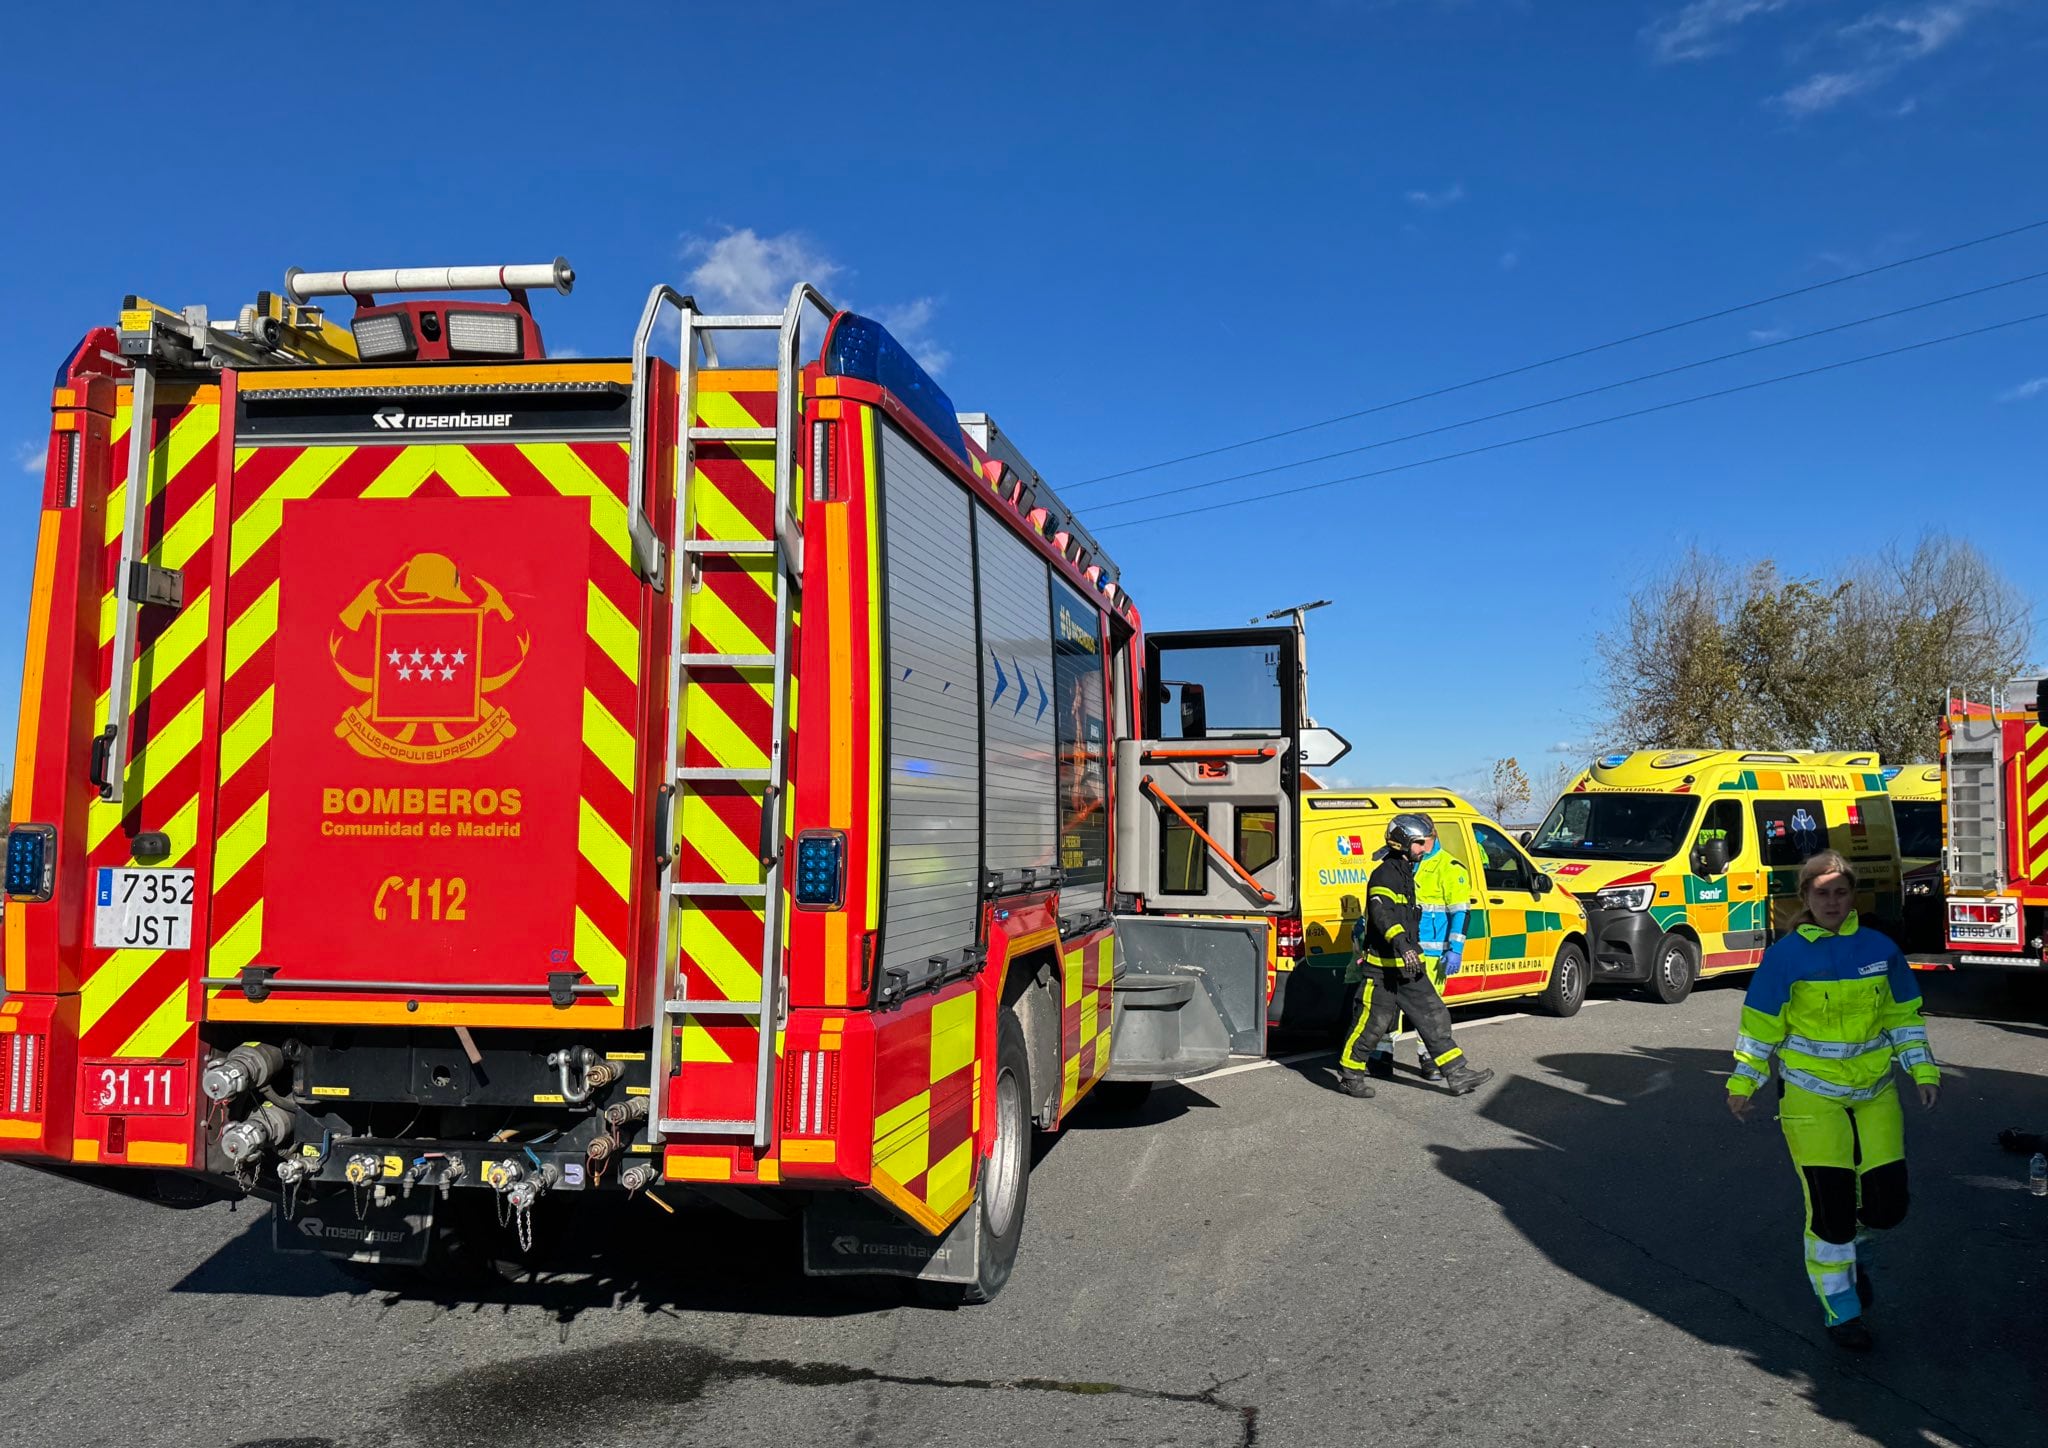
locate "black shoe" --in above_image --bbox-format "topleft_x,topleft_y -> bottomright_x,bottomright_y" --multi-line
1337,1070 -> 1377,1098
1439,1060 -> 1495,1096
1827,1320 -> 1874,1352
1365,1057 -> 1395,1081
1856,1269 -> 1875,1312
1418,1059 -> 1444,1083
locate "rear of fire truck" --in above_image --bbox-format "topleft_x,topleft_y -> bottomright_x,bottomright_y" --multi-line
1,260 -> 1299,1299
1926,678 -> 2048,970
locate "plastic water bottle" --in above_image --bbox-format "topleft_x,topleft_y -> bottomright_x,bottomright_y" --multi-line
2031,1153 -> 2048,1197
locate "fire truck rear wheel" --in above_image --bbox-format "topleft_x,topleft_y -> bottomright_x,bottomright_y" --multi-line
925,1007 -> 1031,1306
1645,933 -> 1698,1005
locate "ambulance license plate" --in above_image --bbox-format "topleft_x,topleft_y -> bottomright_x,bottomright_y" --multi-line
93,867 -> 196,950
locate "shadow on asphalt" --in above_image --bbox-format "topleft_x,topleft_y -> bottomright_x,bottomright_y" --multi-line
1429,1004 -> 2048,1448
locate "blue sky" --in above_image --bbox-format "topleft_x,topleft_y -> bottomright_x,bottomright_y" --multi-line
3,0 -> 2045,810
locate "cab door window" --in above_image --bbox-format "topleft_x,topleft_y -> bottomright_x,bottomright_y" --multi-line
1754,798 -> 1827,867
1696,799 -> 1745,865
1473,822 -> 1536,894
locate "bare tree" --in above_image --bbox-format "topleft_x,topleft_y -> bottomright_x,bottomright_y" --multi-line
1483,756 -> 1533,823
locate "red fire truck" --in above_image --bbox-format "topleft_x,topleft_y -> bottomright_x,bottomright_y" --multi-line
1916,679 -> 2048,971
0,262 -> 1301,1299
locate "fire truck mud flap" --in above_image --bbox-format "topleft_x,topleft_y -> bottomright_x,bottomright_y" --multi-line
802,1191 -> 982,1284
1105,916 -> 1267,1080
273,1184 -> 435,1266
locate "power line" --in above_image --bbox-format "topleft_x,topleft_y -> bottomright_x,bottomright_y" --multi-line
1067,216 -> 2048,490
1093,309 -> 2048,533
1086,267 -> 2048,514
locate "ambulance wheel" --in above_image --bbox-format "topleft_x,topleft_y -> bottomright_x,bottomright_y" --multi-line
922,1008 -> 1031,1306
1539,942 -> 1587,1018
1646,934 -> 1698,1005
1091,1079 -> 1155,1111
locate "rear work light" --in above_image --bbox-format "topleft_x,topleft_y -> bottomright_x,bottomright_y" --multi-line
350,310 -> 415,360
4,825 -> 55,901
446,309 -> 524,356
793,830 -> 847,910
1276,914 -> 1303,961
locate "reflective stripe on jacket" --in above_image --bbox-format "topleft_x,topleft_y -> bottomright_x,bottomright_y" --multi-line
1728,913 -> 1939,1099
1413,840 -> 1470,957
1359,850 -> 1421,970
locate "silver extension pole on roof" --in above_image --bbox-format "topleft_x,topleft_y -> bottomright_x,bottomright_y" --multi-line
283,260 -> 575,302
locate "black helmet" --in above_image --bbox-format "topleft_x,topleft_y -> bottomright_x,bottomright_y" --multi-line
1387,812 -> 1435,848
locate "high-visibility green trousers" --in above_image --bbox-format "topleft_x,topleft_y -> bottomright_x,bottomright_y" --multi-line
1779,1079 -> 1909,1327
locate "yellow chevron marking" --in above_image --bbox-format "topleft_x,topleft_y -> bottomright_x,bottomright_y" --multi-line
678,907 -> 764,1000
874,1087 -> 932,1146
691,471 -> 769,545
687,585 -> 773,702
224,581 -> 280,684
573,906 -> 626,989
925,1137 -> 974,1218
682,686 -> 769,770
98,491 -> 218,646
359,445 -> 439,499
213,793 -> 270,894
104,401 -> 220,545
87,694 -> 208,851
679,1019 -> 735,1064
930,991 -> 977,1081
209,901 -> 265,980
219,688 -> 274,789
694,392 -> 776,490
577,798 -> 631,903
582,690 -> 636,792
2029,743 -> 2048,782
586,581 -> 639,685
235,447 -> 256,467
2030,776 -> 2048,814
429,445 -> 511,498
116,984 -> 193,1060
230,446 -> 353,572
2029,814 -> 2048,849
680,788 -> 763,887
517,444 -> 627,565
96,584 -> 212,710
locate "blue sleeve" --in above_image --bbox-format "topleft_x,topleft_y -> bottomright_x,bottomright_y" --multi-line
1885,945 -> 1922,1005
1744,939 -> 1799,1018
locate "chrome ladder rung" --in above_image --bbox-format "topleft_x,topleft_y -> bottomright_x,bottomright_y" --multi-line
674,766 -> 772,782
658,1118 -> 757,1136
682,539 -> 776,554
689,425 -> 776,442
670,881 -> 767,898
664,998 -> 764,1017
678,652 -> 774,669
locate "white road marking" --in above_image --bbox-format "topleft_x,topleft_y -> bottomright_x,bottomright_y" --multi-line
1181,1000 -> 1611,1084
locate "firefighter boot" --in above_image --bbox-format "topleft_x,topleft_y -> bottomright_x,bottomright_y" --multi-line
1439,1059 -> 1495,1096
1337,1069 -> 1377,1099
1417,1044 -> 1444,1083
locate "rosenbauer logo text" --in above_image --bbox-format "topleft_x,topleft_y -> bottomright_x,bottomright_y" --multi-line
372,406 -> 514,431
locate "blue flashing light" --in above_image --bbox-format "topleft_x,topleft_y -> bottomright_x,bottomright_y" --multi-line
822,314 -> 969,464
794,830 -> 847,911
5,825 -> 54,901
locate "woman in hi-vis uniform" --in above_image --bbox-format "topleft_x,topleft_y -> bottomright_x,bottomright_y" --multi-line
1726,849 -> 1941,1351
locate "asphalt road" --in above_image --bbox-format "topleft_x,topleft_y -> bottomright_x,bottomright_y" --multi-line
5,973 -> 2047,1448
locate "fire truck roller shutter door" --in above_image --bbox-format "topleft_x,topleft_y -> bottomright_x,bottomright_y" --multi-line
975,509 -> 1056,880
878,420 -> 983,991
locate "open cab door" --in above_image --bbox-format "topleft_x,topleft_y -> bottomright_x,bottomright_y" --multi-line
1108,627 -> 1300,1079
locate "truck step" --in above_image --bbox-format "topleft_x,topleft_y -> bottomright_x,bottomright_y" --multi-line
670,881 -> 767,898
657,1117 -> 757,1136
663,998 -> 764,1016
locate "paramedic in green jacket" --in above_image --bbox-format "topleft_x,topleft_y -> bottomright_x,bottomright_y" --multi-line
1364,827 -> 1471,1082
1726,849 -> 1940,1353
1337,813 -> 1494,1100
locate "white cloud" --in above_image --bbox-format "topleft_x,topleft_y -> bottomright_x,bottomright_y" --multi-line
1749,326 -> 1788,343
1643,0 -> 1798,64
1545,740 -> 1581,754
1499,249 -> 1521,271
1773,2 -> 1988,116
679,227 -> 949,376
16,441 -> 43,476
1404,182 -> 1466,210
1999,377 -> 2048,403
550,345 -> 584,359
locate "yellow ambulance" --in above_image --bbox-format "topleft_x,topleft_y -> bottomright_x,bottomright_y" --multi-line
1285,789 -> 1592,1035
1526,751 -> 1903,1003
1884,763 -> 1943,949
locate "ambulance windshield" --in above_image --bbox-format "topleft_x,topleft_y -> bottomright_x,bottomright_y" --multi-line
1529,793 -> 1699,863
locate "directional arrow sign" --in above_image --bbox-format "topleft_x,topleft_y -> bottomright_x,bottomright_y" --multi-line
1298,726 -> 1351,770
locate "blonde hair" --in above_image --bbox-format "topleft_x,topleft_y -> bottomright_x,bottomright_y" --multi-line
1791,849 -> 1857,927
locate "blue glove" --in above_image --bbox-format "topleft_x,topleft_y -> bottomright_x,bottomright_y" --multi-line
1441,948 -> 1463,977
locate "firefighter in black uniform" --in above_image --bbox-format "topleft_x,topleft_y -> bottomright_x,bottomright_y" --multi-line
1337,813 -> 1497,1100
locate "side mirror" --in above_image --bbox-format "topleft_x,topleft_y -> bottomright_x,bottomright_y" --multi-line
1178,682 -> 1207,739
1533,872 -> 1553,896
1696,838 -> 1731,876
1517,830 -> 1533,849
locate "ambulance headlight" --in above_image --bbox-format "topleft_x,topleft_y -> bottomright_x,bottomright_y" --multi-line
4,825 -> 55,901
793,830 -> 846,910
350,310 -> 416,360
1597,884 -> 1655,913
445,310 -> 524,357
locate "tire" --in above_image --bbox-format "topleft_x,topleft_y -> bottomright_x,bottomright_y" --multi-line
1645,933 -> 1699,1005
1539,941 -> 1588,1018
926,1007 -> 1032,1306
1089,1079 -> 1155,1112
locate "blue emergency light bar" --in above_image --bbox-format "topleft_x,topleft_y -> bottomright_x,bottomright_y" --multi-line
823,314 -> 968,464
793,830 -> 847,911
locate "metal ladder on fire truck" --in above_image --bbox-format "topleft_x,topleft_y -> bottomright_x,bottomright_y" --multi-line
631,282 -> 836,1150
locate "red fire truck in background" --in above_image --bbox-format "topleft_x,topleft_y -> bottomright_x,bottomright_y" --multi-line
0,261 -> 1302,1299
1918,679 -> 2048,971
